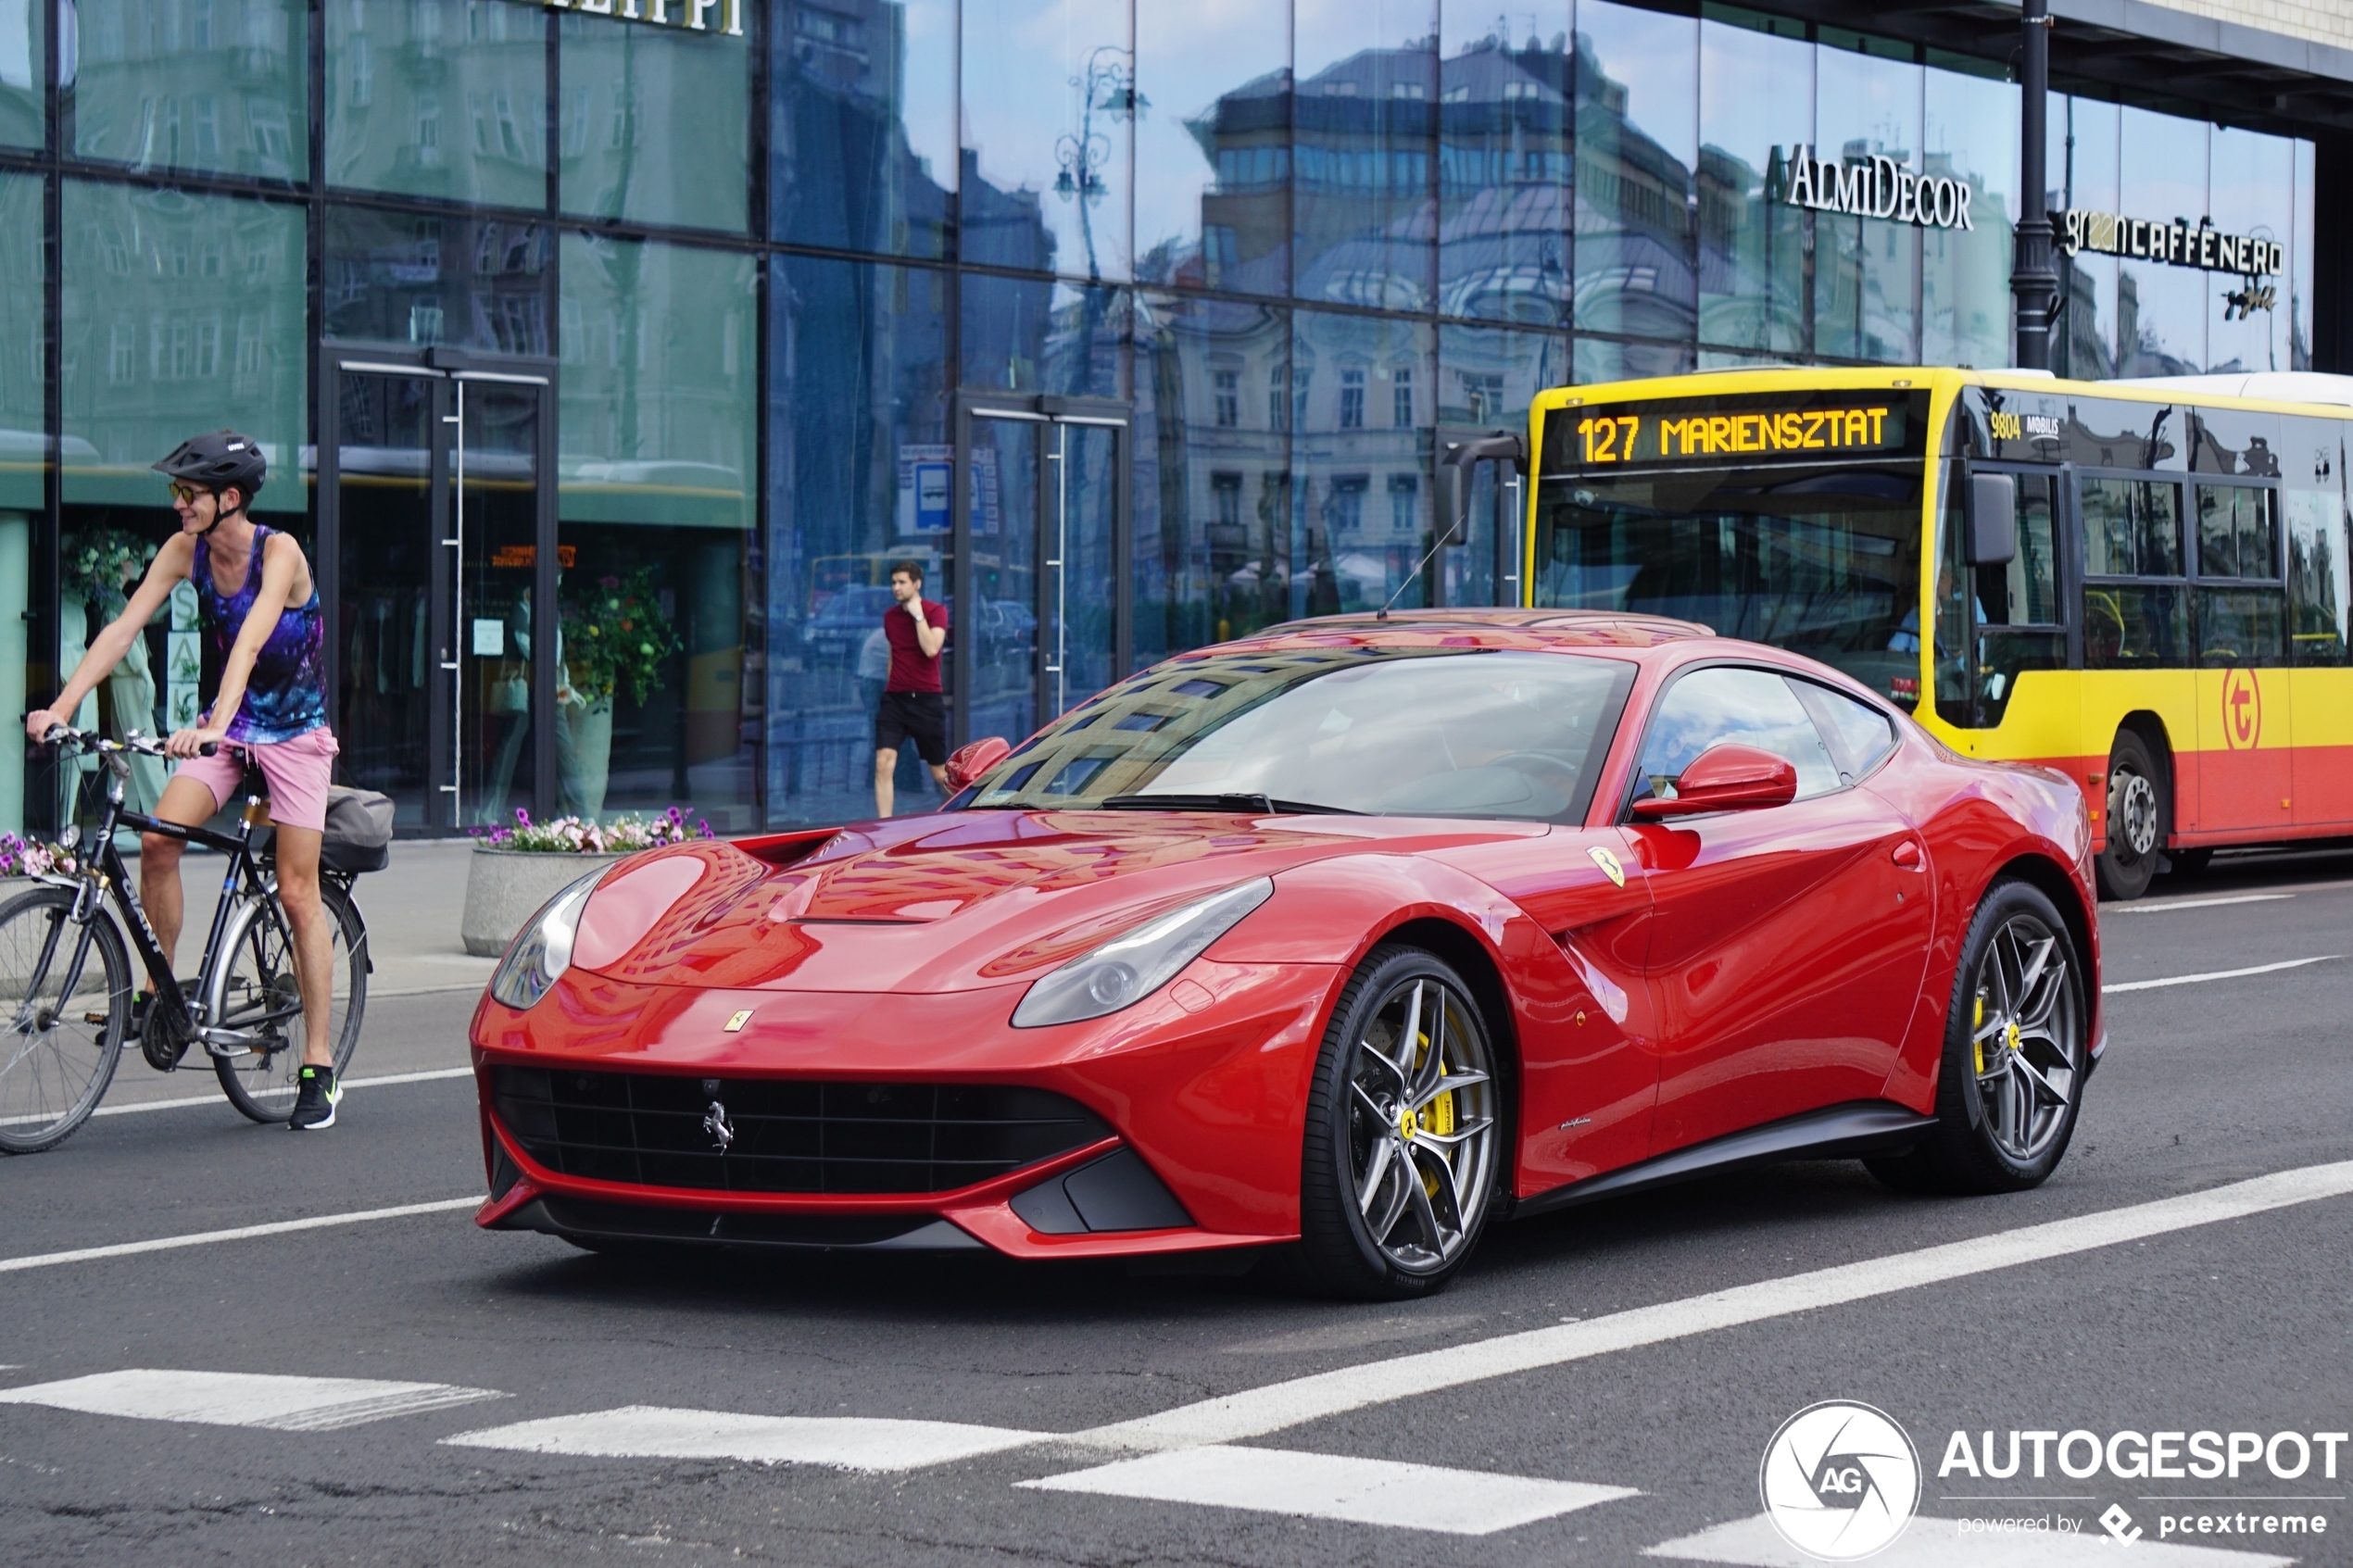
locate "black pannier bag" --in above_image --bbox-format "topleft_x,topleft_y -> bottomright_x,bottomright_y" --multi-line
320,785 -> 395,872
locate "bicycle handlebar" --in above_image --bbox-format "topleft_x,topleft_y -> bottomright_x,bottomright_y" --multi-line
40,725 -> 217,758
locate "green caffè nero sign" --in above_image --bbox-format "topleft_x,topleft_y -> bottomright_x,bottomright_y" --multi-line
1775,145 -> 1976,232
2057,210 -> 2280,277
540,0 -> 744,32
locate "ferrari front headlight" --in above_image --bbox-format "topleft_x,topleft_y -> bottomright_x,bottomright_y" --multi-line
488,867 -> 610,1010
1010,878 -> 1274,1029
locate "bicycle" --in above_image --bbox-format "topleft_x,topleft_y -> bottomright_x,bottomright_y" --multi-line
0,727 -> 369,1152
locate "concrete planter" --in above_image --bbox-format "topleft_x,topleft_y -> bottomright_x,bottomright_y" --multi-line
461,847 -> 629,958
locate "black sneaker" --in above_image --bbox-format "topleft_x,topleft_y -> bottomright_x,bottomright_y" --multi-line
289,1065 -> 340,1131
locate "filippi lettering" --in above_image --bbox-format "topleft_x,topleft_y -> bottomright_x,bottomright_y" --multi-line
1778,146 -> 1974,232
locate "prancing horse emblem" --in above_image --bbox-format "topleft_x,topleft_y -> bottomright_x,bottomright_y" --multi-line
702,1100 -> 735,1153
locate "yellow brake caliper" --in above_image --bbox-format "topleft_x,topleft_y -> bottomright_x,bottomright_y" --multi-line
1410,1025 -> 1455,1197
1972,995 -> 1986,1075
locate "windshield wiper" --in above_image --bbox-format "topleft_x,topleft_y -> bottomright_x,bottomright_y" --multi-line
1097,793 -> 1362,816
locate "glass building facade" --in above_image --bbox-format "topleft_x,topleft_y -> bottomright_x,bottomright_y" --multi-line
0,0 -> 2331,834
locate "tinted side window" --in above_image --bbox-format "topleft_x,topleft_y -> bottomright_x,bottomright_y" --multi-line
1635,667 -> 1841,806
2287,487 -> 2350,666
1791,679 -> 1896,782
2082,477 -> 2182,577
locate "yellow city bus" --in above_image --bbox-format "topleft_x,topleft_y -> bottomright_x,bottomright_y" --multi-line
1503,366 -> 2352,899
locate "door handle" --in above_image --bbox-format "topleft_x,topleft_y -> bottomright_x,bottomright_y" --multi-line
1891,840 -> 1923,870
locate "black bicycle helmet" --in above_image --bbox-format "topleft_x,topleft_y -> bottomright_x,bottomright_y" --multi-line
153,430 -> 267,503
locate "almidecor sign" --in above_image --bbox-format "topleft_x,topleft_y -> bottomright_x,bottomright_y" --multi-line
539,0 -> 744,33
2056,210 -> 2282,278
1776,146 -> 1977,232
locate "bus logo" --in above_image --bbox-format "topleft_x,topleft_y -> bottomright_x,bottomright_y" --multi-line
2222,668 -> 2262,750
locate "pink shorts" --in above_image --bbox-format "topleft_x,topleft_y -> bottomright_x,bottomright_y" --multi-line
176,728 -> 341,832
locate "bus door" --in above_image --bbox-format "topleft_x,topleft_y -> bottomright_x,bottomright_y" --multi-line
2190,479 -> 2291,837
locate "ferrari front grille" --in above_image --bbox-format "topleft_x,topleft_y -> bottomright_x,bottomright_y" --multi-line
489,1066 -> 1113,1196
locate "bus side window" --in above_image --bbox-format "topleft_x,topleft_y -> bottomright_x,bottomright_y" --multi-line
2081,477 -> 2191,671
2287,487 -> 2350,667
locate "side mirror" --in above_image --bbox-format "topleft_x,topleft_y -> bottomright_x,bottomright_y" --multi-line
944,735 -> 1013,793
1967,471 -> 2018,566
1629,743 -> 1798,819
1435,430 -> 1530,539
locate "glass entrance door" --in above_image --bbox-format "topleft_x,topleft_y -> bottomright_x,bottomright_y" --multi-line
324,358 -> 551,833
957,403 -> 1126,751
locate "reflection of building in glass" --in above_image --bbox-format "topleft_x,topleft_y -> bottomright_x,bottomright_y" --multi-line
0,0 -> 2345,837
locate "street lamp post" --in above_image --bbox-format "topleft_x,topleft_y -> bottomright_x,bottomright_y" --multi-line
2012,0 -> 2060,370
1053,45 -> 1143,283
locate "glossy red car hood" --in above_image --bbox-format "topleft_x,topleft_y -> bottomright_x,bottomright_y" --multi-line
565,810 -> 1546,994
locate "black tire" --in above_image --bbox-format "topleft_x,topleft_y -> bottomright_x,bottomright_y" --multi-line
1868,881 -> 2088,1196
210,881 -> 368,1123
2095,729 -> 2166,901
1293,945 -> 1504,1300
0,887 -> 131,1155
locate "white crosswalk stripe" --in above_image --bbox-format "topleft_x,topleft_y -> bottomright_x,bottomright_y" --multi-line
444,1406 -> 1050,1472
1021,1444 -> 1639,1535
1646,1513 -> 2297,1567
0,1369 -> 506,1432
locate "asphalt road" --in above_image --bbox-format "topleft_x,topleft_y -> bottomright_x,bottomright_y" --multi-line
5,850 -> 2353,1567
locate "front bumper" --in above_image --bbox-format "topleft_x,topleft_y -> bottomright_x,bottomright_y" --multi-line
470,958 -> 1341,1259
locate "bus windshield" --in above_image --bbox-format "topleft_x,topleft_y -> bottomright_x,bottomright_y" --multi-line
1533,461 -> 1926,707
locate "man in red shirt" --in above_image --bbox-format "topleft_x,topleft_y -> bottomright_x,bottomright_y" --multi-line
875,560 -> 950,816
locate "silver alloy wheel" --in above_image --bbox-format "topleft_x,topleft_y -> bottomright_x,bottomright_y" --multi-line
2111,768 -> 2158,859
1969,910 -> 2081,1162
1345,976 -> 1498,1274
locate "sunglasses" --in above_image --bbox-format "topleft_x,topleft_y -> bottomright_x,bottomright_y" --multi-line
167,481 -> 208,504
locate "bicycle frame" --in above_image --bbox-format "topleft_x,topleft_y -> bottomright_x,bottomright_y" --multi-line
53,742 -> 273,1059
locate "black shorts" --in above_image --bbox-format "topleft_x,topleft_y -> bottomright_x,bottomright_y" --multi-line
875,690 -> 949,765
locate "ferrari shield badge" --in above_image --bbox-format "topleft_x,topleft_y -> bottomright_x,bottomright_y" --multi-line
1587,845 -> 1627,888
723,1009 -> 753,1033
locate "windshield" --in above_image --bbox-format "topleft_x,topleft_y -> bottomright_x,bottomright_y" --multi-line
1534,463 -> 1925,709
963,648 -> 1636,822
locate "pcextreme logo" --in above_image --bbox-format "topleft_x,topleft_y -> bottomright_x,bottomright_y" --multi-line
1760,1401 -> 1922,1561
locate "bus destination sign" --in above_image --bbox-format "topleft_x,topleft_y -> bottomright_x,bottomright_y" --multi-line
1548,398 -> 1909,470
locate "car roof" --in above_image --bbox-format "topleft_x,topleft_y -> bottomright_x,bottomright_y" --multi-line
1247,608 -> 1712,649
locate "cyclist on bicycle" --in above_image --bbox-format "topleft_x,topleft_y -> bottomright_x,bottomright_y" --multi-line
24,431 -> 346,1130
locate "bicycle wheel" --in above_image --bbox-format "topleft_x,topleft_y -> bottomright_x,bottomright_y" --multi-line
209,880 -> 368,1123
0,886 -> 131,1154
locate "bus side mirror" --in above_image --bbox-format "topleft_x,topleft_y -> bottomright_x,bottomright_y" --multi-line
1436,431 -> 1531,539
1968,472 -> 2018,566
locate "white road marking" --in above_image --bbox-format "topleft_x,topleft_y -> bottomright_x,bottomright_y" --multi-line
1021,1445 -> 1637,1535
1645,1512 -> 2293,1566
0,1064 -> 477,1126
2111,894 -> 2293,914
1071,1160 -> 2353,1452
0,1369 -> 504,1432
444,1407 -> 1048,1472
69,1064 -> 476,1120
2104,956 -> 2339,994
0,1197 -> 479,1275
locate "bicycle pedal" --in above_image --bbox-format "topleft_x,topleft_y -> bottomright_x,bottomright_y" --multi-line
82,1010 -> 108,1025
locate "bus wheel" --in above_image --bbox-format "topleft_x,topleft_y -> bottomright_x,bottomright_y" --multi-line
2095,730 -> 2165,901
